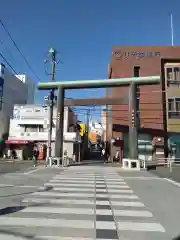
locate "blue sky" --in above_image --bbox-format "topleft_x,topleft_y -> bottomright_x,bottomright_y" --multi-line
0,0 -> 179,122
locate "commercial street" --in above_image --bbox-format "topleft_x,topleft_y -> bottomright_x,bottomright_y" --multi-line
0,165 -> 180,239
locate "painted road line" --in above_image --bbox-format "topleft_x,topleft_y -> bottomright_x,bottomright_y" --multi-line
106,185 -> 130,189
53,175 -> 95,178
23,168 -> 40,175
0,184 -> 39,188
96,209 -> 152,217
111,201 -> 144,207
96,200 -> 110,206
108,189 -> 133,193
46,182 -> 94,187
113,209 -> 153,217
22,198 -> 94,205
122,177 -> 163,180
116,221 -> 165,232
96,221 -> 116,230
50,180 -> 94,184
164,178 -> 180,188
35,237 -> 95,240
96,194 -> 139,199
32,192 -> 94,197
106,182 -> 126,185
0,184 -> 14,187
53,187 -> 94,192
21,207 -> 94,215
0,217 -> 94,229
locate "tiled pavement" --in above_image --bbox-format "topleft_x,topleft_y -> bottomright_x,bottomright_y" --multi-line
0,166 -> 166,240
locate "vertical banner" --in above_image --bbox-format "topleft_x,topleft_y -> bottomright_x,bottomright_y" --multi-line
0,64 -> 5,111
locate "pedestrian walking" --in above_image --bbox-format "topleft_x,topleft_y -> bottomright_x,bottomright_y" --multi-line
101,148 -> 106,164
32,146 -> 39,167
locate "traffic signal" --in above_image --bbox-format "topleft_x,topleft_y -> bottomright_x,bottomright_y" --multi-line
49,89 -> 54,101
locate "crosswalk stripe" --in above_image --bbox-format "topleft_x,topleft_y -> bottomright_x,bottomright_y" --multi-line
0,217 -> 94,229
32,192 -> 94,197
107,189 -> 133,193
22,198 -> 94,205
111,201 -> 144,207
96,221 -> 116,229
48,181 -> 94,186
96,194 -> 138,199
53,187 -> 94,192
51,180 -> 94,184
21,207 -> 94,215
113,209 -> 153,217
0,236 -> 96,240
116,221 -> 165,232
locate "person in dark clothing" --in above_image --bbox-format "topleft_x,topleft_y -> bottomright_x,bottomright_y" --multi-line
101,148 -> 106,164
33,147 -> 39,167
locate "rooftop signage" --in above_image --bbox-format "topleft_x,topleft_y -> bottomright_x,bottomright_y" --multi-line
114,51 -> 161,58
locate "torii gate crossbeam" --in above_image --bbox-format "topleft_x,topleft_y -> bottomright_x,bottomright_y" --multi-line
37,76 -> 160,161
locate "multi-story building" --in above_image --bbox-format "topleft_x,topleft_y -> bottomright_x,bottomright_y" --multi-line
0,64 -> 34,139
15,75 -> 35,104
106,46 -> 180,159
6,104 -> 77,159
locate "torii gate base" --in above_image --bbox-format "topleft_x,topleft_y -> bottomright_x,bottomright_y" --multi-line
122,158 -> 140,170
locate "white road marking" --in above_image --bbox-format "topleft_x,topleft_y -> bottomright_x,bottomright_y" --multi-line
0,217 -> 94,229
21,206 -> 94,215
164,178 -> 180,188
24,168 -> 40,175
116,221 -> 165,232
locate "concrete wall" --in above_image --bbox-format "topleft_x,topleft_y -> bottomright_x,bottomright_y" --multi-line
0,65 -> 30,138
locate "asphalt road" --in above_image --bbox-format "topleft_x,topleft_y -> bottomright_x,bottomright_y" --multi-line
148,164 -> 180,183
0,165 -> 180,239
0,160 -> 33,175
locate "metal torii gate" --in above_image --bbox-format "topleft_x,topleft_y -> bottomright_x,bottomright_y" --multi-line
37,76 -> 160,161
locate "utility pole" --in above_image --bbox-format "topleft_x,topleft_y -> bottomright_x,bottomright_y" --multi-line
129,83 -> 138,159
86,109 -> 90,156
46,47 -> 57,163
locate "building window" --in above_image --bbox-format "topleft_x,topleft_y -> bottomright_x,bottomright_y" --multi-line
134,66 -> 140,78
168,98 -> 180,119
166,67 -> 180,87
24,125 -> 38,132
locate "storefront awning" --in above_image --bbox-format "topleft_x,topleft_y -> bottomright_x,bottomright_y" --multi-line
5,140 -> 32,144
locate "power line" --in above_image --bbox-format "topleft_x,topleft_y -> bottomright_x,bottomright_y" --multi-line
0,38 -> 17,65
0,19 -> 40,81
0,52 -> 18,75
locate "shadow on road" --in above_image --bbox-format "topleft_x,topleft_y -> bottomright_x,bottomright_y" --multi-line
0,206 -> 26,216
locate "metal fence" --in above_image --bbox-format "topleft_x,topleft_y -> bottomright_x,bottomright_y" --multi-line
141,157 -> 180,172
